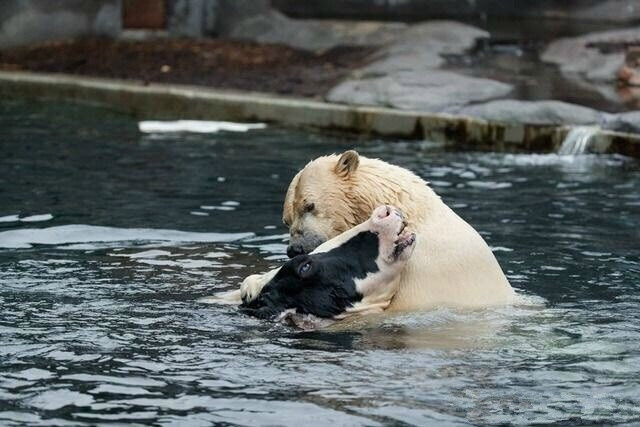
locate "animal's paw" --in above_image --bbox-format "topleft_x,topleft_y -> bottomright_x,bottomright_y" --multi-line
240,273 -> 267,303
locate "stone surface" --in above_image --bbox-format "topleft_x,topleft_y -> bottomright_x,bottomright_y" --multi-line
274,0 -> 640,24
0,0 -> 121,49
541,27 -> 640,83
328,71 -> 512,112
360,21 -> 488,76
4,70 -> 640,157
228,9 -> 406,52
453,100 -> 604,126
601,111 -> 640,134
327,21 -> 506,112
167,0 -> 218,37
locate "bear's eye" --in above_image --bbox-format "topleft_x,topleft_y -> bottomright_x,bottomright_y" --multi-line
298,261 -> 313,277
304,202 -> 315,213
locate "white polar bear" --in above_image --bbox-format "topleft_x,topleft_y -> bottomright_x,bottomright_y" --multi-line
241,150 -> 515,311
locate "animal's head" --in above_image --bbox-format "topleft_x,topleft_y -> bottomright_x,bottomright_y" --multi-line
284,150 -> 410,258
241,205 -> 417,327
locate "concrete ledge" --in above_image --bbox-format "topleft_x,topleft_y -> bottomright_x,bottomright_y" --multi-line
1,71 -> 639,157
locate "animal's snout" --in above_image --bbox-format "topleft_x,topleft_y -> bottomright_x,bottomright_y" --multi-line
287,244 -> 305,258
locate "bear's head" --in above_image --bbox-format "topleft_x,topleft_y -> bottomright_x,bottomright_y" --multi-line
283,150 -> 422,258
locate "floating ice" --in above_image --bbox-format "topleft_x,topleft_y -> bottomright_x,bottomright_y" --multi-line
0,224 -> 253,249
138,120 -> 266,133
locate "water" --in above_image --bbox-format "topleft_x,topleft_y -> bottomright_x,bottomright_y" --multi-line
557,126 -> 600,156
1,99 -> 639,426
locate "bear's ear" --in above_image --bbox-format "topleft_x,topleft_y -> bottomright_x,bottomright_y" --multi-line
335,150 -> 360,178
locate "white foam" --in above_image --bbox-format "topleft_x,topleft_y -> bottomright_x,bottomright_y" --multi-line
137,258 -> 221,268
0,214 -> 20,223
111,249 -> 172,259
558,126 -> 600,155
138,120 -> 266,134
491,246 -> 514,252
0,214 -> 54,223
0,224 -> 253,249
20,214 -> 54,222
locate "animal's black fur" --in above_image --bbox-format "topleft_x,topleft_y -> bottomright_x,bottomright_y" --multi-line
240,231 -> 380,319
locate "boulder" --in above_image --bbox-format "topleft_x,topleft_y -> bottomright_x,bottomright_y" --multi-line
228,9 -> 406,51
541,27 -> 640,83
601,111 -> 640,134
326,21 -> 504,112
327,71 -> 512,112
359,21 -> 489,76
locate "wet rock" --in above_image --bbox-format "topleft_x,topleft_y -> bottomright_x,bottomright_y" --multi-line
601,111 -> 640,134
328,71 -> 512,112
453,100 -> 604,125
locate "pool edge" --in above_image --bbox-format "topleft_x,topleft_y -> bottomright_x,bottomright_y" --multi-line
1,70 -> 639,157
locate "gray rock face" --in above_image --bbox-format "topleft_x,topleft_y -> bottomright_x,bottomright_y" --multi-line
601,111 -> 640,134
570,0 -> 640,23
453,100 -> 604,126
167,0 -> 218,37
360,21 -> 488,76
0,0 -> 121,49
328,71 -> 512,112
326,21 -> 508,112
541,27 -> 640,83
385,21 -> 488,57
228,9 -> 406,51
274,0 -> 640,25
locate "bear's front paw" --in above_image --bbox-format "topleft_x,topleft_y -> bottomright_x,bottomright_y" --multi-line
240,274 -> 267,303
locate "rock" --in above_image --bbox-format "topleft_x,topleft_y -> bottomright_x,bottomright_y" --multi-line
453,100 -> 604,126
359,21 -> 488,76
327,71 -> 512,112
228,9 -> 406,51
618,65 -> 640,86
214,0 -> 271,36
601,111 -> 640,134
386,21 -> 488,56
571,0 -> 640,24
541,27 -> 640,83
327,21 -> 503,112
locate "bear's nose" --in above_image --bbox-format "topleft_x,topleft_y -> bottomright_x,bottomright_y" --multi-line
287,244 -> 305,258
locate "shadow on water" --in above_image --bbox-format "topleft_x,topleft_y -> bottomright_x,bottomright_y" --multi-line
1,99 -> 639,425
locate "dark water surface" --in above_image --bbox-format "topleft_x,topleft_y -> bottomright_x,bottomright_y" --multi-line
1,99 -> 639,426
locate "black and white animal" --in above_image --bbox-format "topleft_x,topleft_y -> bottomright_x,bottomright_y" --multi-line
238,205 -> 417,329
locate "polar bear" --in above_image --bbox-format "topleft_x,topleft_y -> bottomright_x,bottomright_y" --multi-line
241,150 -> 515,311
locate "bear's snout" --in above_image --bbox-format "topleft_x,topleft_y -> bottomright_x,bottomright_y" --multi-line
286,244 -> 305,258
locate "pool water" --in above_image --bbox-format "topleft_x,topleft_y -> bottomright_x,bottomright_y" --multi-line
1,99 -> 639,426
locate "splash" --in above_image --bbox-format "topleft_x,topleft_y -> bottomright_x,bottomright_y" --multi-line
558,126 -> 600,155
